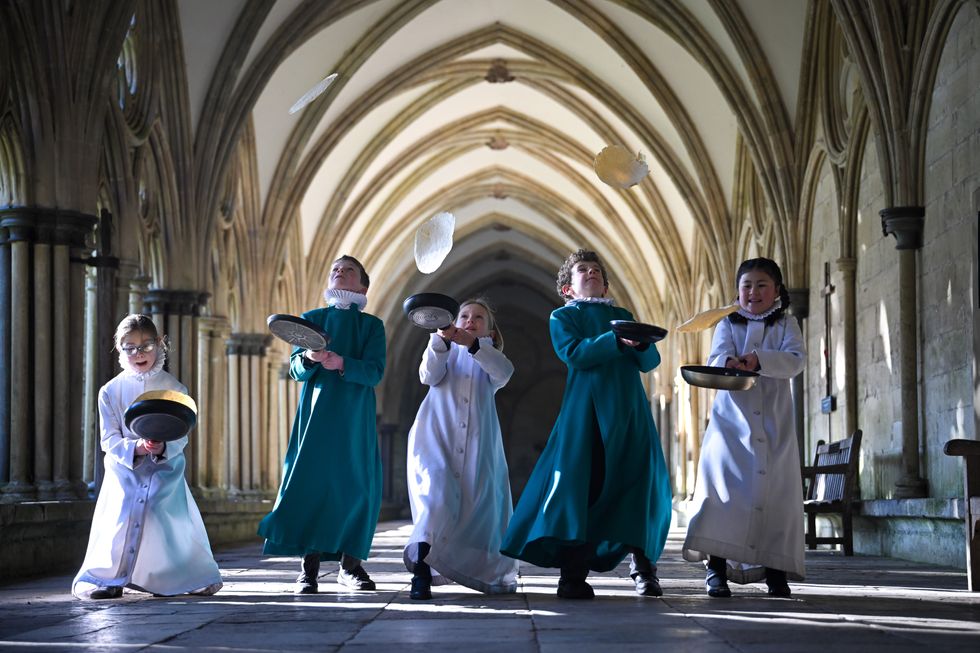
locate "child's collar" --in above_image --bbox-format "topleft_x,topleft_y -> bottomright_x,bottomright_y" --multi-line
567,296 -> 615,306
323,288 -> 367,310
119,348 -> 166,381
736,298 -> 782,321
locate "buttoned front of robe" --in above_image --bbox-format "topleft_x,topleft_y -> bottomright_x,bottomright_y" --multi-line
501,301 -> 672,572
682,314 -> 806,582
72,370 -> 222,598
258,304 -> 386,561
405,333 -> 518,594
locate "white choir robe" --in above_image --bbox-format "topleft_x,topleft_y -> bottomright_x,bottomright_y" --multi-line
72,367 -> 222,598
404,334 -> 519,594
682,315 -> 807,583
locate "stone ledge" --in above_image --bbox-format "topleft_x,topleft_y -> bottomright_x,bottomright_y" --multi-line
855,497 -> 964,520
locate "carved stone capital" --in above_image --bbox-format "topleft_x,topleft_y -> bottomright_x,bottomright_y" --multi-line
144,289 -> 210,316
226,333 -> 272,356
880,206 -> 924,250
0,207 -> 97,246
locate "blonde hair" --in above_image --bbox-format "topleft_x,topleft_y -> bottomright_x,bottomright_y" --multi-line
112,313 -> 167,353
459,298 -> 504,351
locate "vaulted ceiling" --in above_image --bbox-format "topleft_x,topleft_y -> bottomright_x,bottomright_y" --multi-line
180,0 -> 806,332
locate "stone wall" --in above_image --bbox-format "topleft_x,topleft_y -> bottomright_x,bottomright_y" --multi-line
921,4 -> 979,499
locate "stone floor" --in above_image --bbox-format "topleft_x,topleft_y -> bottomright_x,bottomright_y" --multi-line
1,521 -> 979,652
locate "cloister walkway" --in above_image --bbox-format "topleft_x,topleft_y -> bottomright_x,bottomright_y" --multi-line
1,521 -> 978,652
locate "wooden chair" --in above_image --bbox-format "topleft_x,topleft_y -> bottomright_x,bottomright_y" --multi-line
943,438 -> 980,591
802,430 -> 863,555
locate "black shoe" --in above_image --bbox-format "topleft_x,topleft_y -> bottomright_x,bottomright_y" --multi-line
705,568 -> 732,598
338,566 -> 376,590
90,586 -> 123,600
295,573 -> 318,594
632,572 -> 663,597
410,574 -> 432,600
556,579 -> 595,599
766,569 -> 791,597
295,554 -> 320,594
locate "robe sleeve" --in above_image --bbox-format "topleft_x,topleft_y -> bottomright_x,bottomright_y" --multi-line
419,333 -> 451,386
551,309 -> 622,370
471,337 -> 514,391
754,317 -> 805,378
340,316 -> 386,387
99,384 -> 137,469
706,318 -> 739,367
289,347 -> 319,382
628,341 -> 661,373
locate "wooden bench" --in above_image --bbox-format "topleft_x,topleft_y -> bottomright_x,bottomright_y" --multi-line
802,430 -> 863,555
943,438 -> 980,591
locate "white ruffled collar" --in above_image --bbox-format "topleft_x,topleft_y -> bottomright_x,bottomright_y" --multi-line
323,288 -> 367,310
119,348 -> 166,381
567,296 -> 615,306
736,298 -> 782,321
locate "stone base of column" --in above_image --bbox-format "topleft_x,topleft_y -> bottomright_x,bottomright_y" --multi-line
0,481 -> 35,502
894,475 -> 928,499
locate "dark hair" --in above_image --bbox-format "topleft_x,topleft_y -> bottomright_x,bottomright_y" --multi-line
113,313 -> 169,353
728,257 -> 791,326
556,249 -> 609,299
334,255 -> 370,288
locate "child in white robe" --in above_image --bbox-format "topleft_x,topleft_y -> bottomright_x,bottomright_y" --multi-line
72,314 -> 222,599
404,298 -> 518,599
682,258 -> 806,598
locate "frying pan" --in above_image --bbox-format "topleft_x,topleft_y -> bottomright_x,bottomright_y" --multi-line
267,314 -> 331,351
124,390 -> 198,442
680,365 -> 758,391
403,293 -> 460,330
609,320 -> 668,343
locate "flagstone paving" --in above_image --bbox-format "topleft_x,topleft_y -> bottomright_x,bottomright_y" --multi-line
2,521 -> 978,652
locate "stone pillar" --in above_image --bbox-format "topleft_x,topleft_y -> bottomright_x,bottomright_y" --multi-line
0,226 -> 9,486
82,269 -> 100,490
128,275 -> 150,315
143,289 -> 209,482
226,333 -> 271,493
198,317 -> 231,494
787,289 -> 810,466
836,258 -> 858,438
881,206 -> 928,498
0,208 -> 97,502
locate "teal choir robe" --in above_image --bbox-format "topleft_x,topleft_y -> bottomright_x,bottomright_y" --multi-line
258,304 -> 386,561
501,300 -> 672,571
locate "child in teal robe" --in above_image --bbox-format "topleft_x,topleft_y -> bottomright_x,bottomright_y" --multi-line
501,249 -> 672,599
258,256 -> 386,594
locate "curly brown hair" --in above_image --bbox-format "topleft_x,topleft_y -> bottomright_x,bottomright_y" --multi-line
556,249 -> 609,299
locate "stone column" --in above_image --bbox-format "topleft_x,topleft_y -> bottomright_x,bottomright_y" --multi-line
128,276 -> 150,315
198,317 -> 231,494
836,258 -> 858,437
787,289 -> 810,466
881,206 -> 928,498
226,345 -> 241,494
0,208 -> 96,501
0,226 -> 10,486
226,334 -> 272,493
143,289 -> 209,482
82,269 -> 100,490
3,222 -> 33,500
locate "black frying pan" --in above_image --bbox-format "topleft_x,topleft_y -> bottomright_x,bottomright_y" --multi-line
610,320 -> 668,343
267,314 -> 331,351
124,390 -> 198,442
403,293 -> 460,330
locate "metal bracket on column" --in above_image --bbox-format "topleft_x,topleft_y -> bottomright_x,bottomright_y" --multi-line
880,206 -> 925,250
